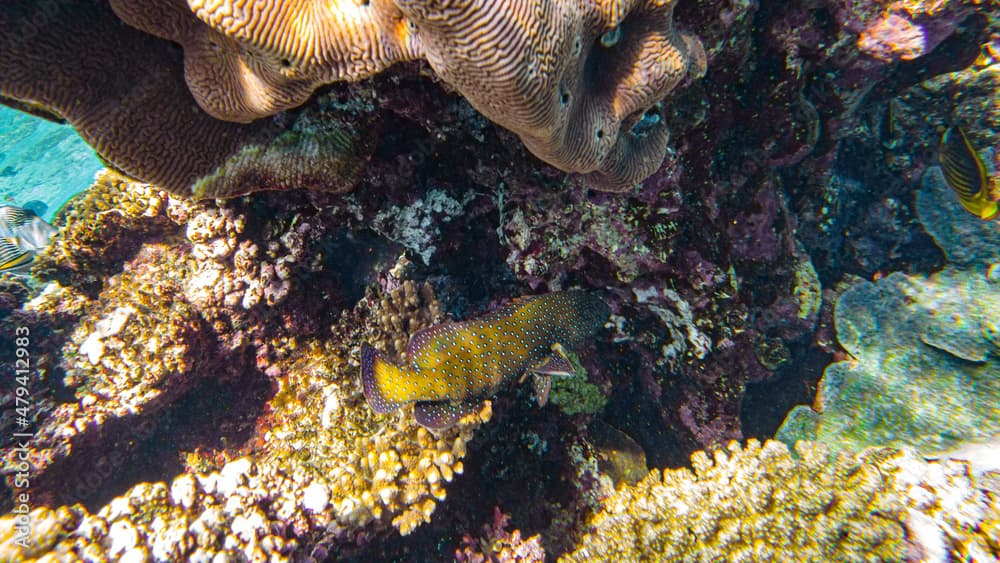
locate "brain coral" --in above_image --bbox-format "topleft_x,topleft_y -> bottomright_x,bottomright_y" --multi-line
777,162 -> 1000,454
111,0 -> 705,192
394,0 -> 706,191
0,1 -> 372,198
111,0 -> 420,123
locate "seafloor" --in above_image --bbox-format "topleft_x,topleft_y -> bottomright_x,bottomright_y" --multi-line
0,1 -> 998,562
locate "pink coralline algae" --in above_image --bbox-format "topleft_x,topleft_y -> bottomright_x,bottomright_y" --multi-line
859,13 -> 929,61
456,507 -> 546,563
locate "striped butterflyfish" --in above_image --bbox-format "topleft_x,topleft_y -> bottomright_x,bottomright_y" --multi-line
361,290 -> 609,430
0,204 -> 57,273
0,238 -> 35,272
938,125 -> 999,220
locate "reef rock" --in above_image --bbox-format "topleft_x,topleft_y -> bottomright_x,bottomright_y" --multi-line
777,161 -> 1000,454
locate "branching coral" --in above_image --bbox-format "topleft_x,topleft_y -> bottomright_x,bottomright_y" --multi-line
865,446 -> 1000,562
0,173 -> 494,559
561,440 -> 906,562
456,507 -> 546,563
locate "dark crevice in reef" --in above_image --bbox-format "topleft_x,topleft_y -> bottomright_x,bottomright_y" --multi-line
317,228 -> 403,305
22,361 -> 272,513
358,391 -> 594,562
741,340 -> 832,441
425,203 -> 521,321
867,13 -> 990,104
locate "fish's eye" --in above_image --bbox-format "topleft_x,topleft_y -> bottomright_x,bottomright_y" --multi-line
600,26 -> 622,48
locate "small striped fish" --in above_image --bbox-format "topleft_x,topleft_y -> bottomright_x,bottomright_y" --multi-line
938,125 -> 999,220
0,204 -> 56,273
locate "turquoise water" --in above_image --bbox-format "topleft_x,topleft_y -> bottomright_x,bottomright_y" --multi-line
0,106 -> 103,220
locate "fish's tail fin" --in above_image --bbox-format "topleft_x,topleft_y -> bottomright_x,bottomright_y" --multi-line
361,344 -> 404,414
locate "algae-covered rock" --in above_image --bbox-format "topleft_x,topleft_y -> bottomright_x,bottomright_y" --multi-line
777,162 -> 1000,454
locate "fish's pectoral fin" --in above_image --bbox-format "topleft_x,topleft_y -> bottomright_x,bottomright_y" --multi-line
528,343 -> 576,377
532,374 -> 551,407
360,344 -> 404,414
413,399 -> 484,430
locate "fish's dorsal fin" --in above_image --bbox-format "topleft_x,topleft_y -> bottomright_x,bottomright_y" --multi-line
413,399 -> 483,430
0,238 -> 33,272
0,205 -> 30,229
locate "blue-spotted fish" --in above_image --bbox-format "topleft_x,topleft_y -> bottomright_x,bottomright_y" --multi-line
361,290 -> 609,429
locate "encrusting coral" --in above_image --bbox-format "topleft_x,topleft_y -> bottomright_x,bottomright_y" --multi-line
777,160 -> 1000,454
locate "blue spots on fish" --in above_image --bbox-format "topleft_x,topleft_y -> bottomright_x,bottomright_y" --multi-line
413,399 -> 484,430
361,343 -> 402,414
359,290 -> 609,430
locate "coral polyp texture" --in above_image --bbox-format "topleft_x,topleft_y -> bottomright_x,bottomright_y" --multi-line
561,440 -> 907,562
777,163 -> 1000,454
395,0 -> 706,191
112,0 -> 420,123
561,440 -> 1000,562
110,0 -> 704,191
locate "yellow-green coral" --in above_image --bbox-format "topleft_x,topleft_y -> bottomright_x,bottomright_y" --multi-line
561,440 -> 905,562
548,351 -> 607,417
0,175 -> 490,560
31,170 -> 173,289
